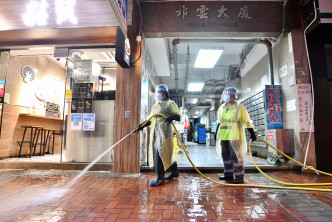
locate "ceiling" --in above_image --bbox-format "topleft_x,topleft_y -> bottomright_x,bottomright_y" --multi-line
146,37 -> 258,117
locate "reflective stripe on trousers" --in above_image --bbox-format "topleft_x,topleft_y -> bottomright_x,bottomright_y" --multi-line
220,140 -> 244,179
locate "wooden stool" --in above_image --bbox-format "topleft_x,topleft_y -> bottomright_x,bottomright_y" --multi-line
18,125 -> 43,158
43,128 -> 55,155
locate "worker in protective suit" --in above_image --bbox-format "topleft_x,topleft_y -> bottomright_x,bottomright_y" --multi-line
136,84 -> 182,186
215,87 -> 257,184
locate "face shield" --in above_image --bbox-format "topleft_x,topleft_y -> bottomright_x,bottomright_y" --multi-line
155,84 -> 169,101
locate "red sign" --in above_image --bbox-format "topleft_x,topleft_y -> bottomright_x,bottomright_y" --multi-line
268,131 -> 274,140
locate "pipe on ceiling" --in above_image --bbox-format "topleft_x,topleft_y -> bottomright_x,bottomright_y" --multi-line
184,44 -> 190,94
274,0 -> 288,43
172,38 -> 180,93
264,40 -> 274,85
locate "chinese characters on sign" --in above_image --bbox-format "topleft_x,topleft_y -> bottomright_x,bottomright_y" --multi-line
175,4 -> 252,19
22,0 -> 78,27
265,85 -> 283,129
297,84 -> 314,132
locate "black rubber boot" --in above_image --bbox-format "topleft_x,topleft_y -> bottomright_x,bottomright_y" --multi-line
165,161 -> 179,180
219,176 -> 233,180
150,174 -> 165,186
233,177 -> 244,184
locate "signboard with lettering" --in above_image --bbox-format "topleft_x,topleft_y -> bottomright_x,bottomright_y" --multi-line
265,85 -> 283,129
108,0 -> 127,36
297,84 -> 314,132
141,1 -> 283,36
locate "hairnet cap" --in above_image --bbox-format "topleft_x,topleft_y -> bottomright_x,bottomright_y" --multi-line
156,84 -> 169,93
223,87 -> 236,96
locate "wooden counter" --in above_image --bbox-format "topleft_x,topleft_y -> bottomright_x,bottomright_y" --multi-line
0,104 -> 63,158
19,113 -> 63,121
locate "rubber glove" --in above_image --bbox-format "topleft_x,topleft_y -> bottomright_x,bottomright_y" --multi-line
247,128 -> 257,141
135,120 -> 151,133
164,115 -> 180,124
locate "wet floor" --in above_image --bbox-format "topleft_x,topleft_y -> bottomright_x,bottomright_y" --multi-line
0,169 -> 331,221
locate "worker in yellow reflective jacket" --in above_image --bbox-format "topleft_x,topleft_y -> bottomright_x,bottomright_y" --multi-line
215,87 -> 257,184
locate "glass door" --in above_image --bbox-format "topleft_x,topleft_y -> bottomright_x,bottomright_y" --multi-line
62,48 -> 117,163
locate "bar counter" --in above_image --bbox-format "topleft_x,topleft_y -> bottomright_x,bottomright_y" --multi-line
0,104 -> 63,158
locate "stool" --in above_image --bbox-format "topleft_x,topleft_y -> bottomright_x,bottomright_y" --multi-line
43,128 -> 55,155
18,125 -> 44,158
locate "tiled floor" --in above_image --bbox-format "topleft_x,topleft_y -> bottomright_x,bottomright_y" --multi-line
0,169 -> 331,222
1,143 -> 272,167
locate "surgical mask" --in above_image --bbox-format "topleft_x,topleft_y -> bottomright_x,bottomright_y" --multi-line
156,93 -> 163,101
223,95 -> 232,103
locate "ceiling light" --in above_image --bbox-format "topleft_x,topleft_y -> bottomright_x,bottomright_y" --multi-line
194,49 -> 223,68
188,83 -> 204,92
193,116 -> 198,118
195,111 -> 199,114
192,99 -> 198,104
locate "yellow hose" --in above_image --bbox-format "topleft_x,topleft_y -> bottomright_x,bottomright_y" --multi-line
142,113 -> 332,192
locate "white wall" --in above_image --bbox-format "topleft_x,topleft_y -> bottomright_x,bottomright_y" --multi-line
239,35 -> 301,161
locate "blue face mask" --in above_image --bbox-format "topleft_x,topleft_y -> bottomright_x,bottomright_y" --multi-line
223,95 -> 231,103
156,93 -> 163,101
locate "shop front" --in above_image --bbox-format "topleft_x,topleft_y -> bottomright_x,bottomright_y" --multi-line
0,0 -> 143,173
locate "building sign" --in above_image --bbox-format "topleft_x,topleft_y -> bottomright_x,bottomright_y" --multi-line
265,85 -> 283,129
297,84 -> 314,132
83,113 -> 95,131
70,113 -> 82,130
108,0 -> 127,36
176,4 -> 253,20
0,0 -> 120,31
267,131 -> 274,140
115,28 -> 131,68
141,1 -> 283,35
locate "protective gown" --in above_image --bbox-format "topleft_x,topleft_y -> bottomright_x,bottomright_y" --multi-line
148,100 -> 182,170
217,102 -> 254,162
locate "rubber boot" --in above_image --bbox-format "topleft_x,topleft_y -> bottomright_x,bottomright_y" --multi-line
150,173 -> 165,186
233,177 -> 244,184
150,149 -> 165,186
165,161 -> 179,180
219,175 -> 233,180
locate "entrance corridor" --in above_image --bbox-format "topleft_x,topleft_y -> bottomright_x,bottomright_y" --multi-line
0,169 -> 331,221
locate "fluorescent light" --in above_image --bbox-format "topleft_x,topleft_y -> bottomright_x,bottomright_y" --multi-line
193,116 -> 199,118
195,111 -> 199,114
192,99 -> 198,104
188,83 -> 204,92
194,49 -> 223,68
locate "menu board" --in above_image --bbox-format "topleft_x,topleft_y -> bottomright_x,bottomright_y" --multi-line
71,83 -> 93,113
46,102 -> 60,118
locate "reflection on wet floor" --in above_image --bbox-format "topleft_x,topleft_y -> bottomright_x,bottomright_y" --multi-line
175,142 -> 272,167
0,169 -> 331,221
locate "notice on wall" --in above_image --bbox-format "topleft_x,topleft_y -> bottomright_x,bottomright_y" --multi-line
65,89 -> 72,103
297,84 -> 315,132
265,85 -> 283,129
70,113 -> 82,130
286,99 -> 296,112
279,65 -> 288,78
83,113 -> 95,131
71,83 -> 93,113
